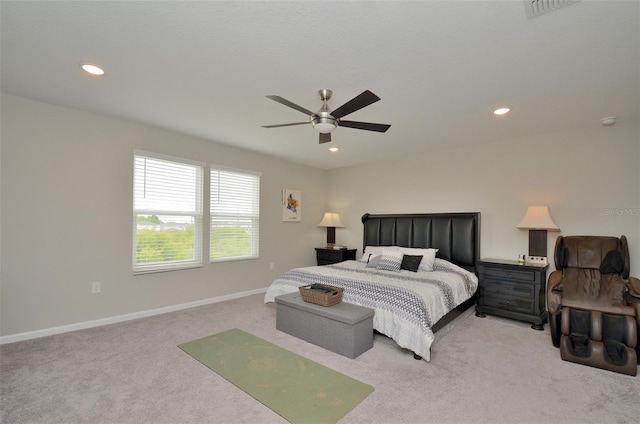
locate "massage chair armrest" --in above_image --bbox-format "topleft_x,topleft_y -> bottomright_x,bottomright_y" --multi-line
628,294 -> 640,324
627,277 -> 640,299
547,270 -> 564,315
625,277 -> 640,324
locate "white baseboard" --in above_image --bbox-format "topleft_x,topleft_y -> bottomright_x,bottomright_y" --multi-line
0,287 -> 268,345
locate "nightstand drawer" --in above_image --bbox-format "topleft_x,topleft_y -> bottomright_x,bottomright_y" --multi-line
484,296 -> 534,314
315,248 -> 357,266
484,279 -> 534,300
318,250 -> 343,262
482,267 -> 536,282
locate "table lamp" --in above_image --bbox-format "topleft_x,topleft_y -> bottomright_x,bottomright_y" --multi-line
318,212 -> 344,247
516,206 -> 560,265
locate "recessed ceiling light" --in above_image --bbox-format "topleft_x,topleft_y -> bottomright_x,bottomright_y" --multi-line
329,147 -> 339,152
81,64 -> 105,76
601,116 -> 616,126
493,107 -> 510,115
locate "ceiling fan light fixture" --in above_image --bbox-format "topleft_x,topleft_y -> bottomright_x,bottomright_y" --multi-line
312,116 -> 338,133
315,122 -> 336,133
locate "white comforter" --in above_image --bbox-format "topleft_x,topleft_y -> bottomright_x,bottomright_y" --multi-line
264,258 -> 478,361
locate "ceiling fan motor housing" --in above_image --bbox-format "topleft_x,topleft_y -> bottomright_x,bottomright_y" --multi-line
318,89 -> 333,101
312,89 -> 338,133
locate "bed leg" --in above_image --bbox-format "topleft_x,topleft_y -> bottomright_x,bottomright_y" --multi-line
413,353 -> 422,360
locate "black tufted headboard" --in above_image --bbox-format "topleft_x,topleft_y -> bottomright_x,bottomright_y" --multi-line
361,212 -> 481,273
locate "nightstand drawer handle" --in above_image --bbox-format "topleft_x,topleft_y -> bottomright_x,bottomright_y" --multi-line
498,300 -> 528,309
484,268 -> 536,282
490,286 -> 531,295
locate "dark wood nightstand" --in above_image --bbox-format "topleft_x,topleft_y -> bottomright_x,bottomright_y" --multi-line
475,258 -> 548,330
315,248 -> 357,266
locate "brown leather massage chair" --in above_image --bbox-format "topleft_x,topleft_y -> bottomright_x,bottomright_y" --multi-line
547,235 -> 640,375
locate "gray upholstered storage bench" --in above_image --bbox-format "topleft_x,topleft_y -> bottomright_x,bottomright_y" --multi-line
275,291 -> 374,358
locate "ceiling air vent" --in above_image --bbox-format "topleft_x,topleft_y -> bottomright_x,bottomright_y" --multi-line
524,0 -> 580,19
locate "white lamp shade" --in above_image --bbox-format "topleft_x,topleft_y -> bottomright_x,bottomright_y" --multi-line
318,212 -> 344,227
516,206 -> 560,231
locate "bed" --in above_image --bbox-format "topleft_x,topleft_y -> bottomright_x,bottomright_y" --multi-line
264,212 -> 481,361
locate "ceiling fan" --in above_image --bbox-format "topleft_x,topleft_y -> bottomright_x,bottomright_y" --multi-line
262,89 -> 391,144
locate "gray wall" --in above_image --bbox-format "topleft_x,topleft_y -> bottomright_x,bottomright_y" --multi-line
326,120 -> 640,274
2,93 -> 639,340
1,94 -> 327,337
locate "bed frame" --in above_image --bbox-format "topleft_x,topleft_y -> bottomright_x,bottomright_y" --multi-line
361,212 -> 481,358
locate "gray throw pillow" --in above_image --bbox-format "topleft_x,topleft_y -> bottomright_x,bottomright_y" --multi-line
366,255 -> 382,268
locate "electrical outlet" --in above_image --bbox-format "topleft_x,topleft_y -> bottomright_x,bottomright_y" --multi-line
92,281 -> 101,294
269,262 -> 275,270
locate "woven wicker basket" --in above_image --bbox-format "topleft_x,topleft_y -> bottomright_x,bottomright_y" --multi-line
299,284 -> 343,307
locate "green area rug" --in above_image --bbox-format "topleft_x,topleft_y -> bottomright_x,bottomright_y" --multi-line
178,328 -> 374,424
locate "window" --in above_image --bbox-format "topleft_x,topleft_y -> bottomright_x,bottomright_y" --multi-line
210,166 -> 260,261
133,151 -> 204,274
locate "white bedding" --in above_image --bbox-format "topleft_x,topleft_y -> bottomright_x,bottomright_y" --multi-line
264,258 -> 478,361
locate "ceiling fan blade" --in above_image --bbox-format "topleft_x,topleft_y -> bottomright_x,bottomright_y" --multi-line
338,120 -> 391,132
319,132 -> 332,144
265,95 -> 314,116
262,122 -> 309,128
330,90 -> 381,119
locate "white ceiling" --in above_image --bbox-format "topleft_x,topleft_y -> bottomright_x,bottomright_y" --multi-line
1,1 -> 638,170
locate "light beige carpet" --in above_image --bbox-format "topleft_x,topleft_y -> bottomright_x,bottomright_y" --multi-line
1,293 -> 638,423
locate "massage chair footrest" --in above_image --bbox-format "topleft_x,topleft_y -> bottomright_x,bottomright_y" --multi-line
560,335 -> 637,375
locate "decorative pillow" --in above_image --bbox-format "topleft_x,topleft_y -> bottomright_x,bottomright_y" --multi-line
361,245 -> 398,262
400,254 -> 423,272
376,249 -> 403,272
365,255 -> 382,268
360,246 -> 380,262
399,247 -> 438,271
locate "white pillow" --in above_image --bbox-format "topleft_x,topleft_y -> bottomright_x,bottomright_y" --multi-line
376,249 -> 403,272
361,245 -> 398,263
399,247 -> 439,271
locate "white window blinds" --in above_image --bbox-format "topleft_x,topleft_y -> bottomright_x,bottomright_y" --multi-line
133,151 -> 204,273
210,166 -> 261,261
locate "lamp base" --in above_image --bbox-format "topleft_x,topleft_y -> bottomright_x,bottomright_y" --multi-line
527,229 -> 549,266
528,229 -> 548,257
326,226 -> 336,245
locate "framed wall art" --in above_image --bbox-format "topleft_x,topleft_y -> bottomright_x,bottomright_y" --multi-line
282,189 -> 301,222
